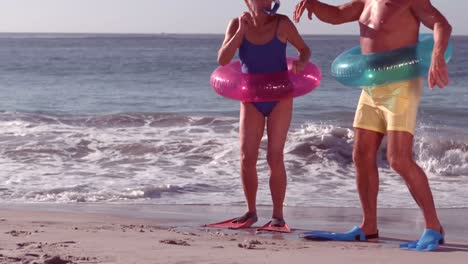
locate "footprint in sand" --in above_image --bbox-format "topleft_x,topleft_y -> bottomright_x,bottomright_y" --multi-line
238,239 -> 266,250
159,239 -> 191,246
43,255 -> 72,264
5,230 -> 32,237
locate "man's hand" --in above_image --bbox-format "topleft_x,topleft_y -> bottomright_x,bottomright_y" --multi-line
294,0 -> 315,23
428,53 -> 450,90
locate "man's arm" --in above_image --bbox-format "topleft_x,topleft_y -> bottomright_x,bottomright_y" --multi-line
294,0 -> 364,25
412,0 -> 452,89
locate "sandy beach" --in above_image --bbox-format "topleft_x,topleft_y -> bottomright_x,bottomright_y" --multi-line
1,204 -> 467,264
0,1 -> 466,263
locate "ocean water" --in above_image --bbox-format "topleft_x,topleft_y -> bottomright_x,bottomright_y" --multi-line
0,34 -> 467,208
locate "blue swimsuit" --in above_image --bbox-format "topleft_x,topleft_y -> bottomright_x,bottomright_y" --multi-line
238,17 -> 287,117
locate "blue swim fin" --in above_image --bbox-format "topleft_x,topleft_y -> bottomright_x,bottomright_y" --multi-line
299,226 -> 378,242
400,229 -> 445,252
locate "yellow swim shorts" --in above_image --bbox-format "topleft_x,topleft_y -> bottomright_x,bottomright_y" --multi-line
353,78 -> 423,135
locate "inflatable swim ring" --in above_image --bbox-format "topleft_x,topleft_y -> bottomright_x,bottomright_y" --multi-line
331,34 -> 453,87
210,58 -> 322,102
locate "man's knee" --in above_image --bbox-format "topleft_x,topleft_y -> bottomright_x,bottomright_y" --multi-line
353,147 -> 377,166
387,154 -> 414,173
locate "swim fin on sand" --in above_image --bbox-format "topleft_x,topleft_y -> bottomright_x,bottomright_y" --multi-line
299,226 -> 378,241
400,229 -> 445,252
204,212 -> 258,229
256,218 -> 291,233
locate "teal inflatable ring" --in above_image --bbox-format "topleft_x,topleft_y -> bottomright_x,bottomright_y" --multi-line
331,34 -> 453,87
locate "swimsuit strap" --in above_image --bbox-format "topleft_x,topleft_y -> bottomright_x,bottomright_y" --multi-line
275,16 -> 281,35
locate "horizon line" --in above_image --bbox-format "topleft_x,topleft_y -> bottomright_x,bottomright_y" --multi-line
1,31 -> 467,37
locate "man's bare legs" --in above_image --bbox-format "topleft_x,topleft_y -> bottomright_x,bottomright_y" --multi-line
353,128 -> 384,235
354,129 -> 442,234
387,131 -> 442,232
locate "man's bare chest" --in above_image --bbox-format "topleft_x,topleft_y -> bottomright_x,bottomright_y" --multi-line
359,0 -> 414,30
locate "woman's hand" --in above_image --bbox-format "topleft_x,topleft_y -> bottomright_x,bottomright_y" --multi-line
292,60 -> 307,74
238,12 -> 254,35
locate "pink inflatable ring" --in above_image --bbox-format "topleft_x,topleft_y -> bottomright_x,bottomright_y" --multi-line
210,57 -> 322,102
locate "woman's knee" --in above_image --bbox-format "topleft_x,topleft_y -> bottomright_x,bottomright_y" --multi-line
241,150 -> 259,168
267,150 -> 284,168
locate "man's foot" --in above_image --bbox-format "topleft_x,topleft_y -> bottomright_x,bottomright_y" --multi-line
204,212 -> 258,229
299,226 -> 379,241
400,227 -> 445,252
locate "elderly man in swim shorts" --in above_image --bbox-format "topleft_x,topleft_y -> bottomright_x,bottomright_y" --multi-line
294,0 -> 452,251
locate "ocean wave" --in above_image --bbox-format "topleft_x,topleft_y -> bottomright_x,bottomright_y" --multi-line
1,112 -> 466,174
0,112 -> 467,206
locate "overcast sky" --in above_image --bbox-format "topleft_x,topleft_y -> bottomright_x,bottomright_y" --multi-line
0,0 -> 464,35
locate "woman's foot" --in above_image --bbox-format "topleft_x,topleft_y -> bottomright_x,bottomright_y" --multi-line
257,218 -> 291,233
233,212 -> 258,224
205,212 -> 257,229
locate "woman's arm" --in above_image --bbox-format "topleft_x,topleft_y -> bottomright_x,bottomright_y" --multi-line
217,13 -> 253,65
281,16 -> 311,73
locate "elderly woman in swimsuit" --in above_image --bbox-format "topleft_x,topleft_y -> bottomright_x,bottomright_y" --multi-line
209,0 -> 310,231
